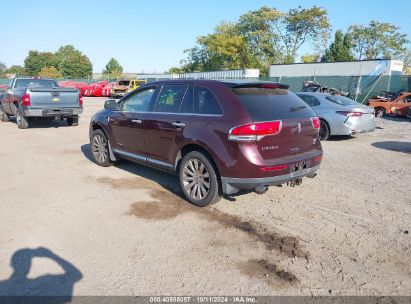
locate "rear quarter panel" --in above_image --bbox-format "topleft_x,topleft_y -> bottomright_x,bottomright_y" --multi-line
369,101 -> 392,113
175,81 -> 252,177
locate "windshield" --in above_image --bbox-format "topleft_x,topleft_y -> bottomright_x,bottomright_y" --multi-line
117,81 -> 130,86
232,87 -> 315,121
15,79 -> 57,89
325,95 -> 359,106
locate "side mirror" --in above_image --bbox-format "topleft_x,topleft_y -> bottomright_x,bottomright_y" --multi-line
104,99 -> 119,110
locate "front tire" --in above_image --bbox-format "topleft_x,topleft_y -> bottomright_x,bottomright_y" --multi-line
375,107 -> 386,118
90,129 -> 115,167
16,110 -> 29,129
319,119 -> 330,141
179,151 -> 222,207
67,116 -> 79,126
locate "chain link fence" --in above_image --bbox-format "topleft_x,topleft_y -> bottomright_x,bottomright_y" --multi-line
260,75 -> 411,104
1,75 -> 411,104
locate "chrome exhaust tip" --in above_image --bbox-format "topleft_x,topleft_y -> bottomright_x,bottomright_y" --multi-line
307,173 -> 317,179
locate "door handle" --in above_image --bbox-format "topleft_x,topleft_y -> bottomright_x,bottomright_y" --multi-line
172,122 -> 185,128
131,119 -> 142,124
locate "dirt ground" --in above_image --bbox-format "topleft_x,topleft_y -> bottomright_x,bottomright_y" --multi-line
0,97 -> 410,296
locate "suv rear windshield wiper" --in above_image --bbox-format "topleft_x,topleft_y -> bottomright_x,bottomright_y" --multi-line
290,105 -> 307,112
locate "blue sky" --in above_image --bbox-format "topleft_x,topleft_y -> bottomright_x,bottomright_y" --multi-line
1,0 -> 410,73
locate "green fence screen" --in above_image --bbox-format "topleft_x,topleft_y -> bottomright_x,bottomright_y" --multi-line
1,76 -> 410,104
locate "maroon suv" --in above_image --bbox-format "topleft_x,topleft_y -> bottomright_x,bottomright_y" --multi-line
89,80 -> 322,206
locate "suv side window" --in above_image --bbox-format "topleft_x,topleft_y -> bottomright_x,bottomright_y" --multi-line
154,84 -> 188,113
179,85 -> 193,113
194,86 -> 223,115
121,87 -> 156,112
299,95 -> 320,107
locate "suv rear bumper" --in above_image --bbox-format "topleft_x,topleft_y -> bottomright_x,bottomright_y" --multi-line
221,165 -> 320,195
23,108 -> 83,117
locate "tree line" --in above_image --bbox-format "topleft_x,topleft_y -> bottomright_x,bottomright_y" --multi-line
1,6 -> 410,79
0,45 -> 93,79
0,45 -> 127,80
169,5 -> 410,75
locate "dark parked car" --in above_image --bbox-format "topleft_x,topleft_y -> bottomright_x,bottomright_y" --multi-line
89,80 -> 323,206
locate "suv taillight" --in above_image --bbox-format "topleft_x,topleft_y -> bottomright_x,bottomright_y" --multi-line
310,117 -> 320,129
79,95 -> 83,107
21,93 -> 31,106
336,111 -> 363,117
229,121 -> 282,141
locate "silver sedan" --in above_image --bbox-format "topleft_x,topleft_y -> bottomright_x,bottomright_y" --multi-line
296,92 -> 376,141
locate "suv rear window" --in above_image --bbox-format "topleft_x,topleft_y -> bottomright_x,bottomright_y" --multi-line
232,87 -> 315,121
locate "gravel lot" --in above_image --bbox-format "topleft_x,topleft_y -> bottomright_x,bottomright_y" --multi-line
0,97 -> 410,296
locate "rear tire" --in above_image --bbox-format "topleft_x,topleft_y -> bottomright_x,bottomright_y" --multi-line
319,119 -> 330,141
179,151 -> 222,207
375,107 -> 386,118
0,107 -> 10,122
16,110 -> 29,129
67,116 -> 79,126
90,129 -> 115,167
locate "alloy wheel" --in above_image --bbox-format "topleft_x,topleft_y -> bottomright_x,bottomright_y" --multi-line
92,134 -> 108,163
319,121 -> 329,141
182,158 -> 211,200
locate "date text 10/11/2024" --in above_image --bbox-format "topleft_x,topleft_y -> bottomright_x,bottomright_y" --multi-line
149,297 -> 257,303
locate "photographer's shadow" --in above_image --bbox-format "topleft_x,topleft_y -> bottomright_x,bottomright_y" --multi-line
0,247 -> 82,299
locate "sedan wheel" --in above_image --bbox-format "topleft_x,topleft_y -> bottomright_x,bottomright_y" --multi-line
319,120 -> 330,141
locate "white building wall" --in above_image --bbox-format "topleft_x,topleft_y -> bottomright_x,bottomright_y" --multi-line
269,60 -> 403,77
175,69 -> 260,79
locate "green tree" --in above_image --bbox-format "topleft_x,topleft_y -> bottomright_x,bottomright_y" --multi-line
168,67 -> 183,74
0,62 -> 6,77
24,51 -> 55,76
399,50 -> 411,74
349,21 -> 409,60
322,30 -> 355,62
54,45 -> 93,79
38,66 -> 62,78
102,58 -> 123,78
237,6 -> 331,64
180,5 -> 331,73
300,54 -> 320,63
236,7 -> 282,67
6,65 -> 26,76
183,22 -> 259,72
